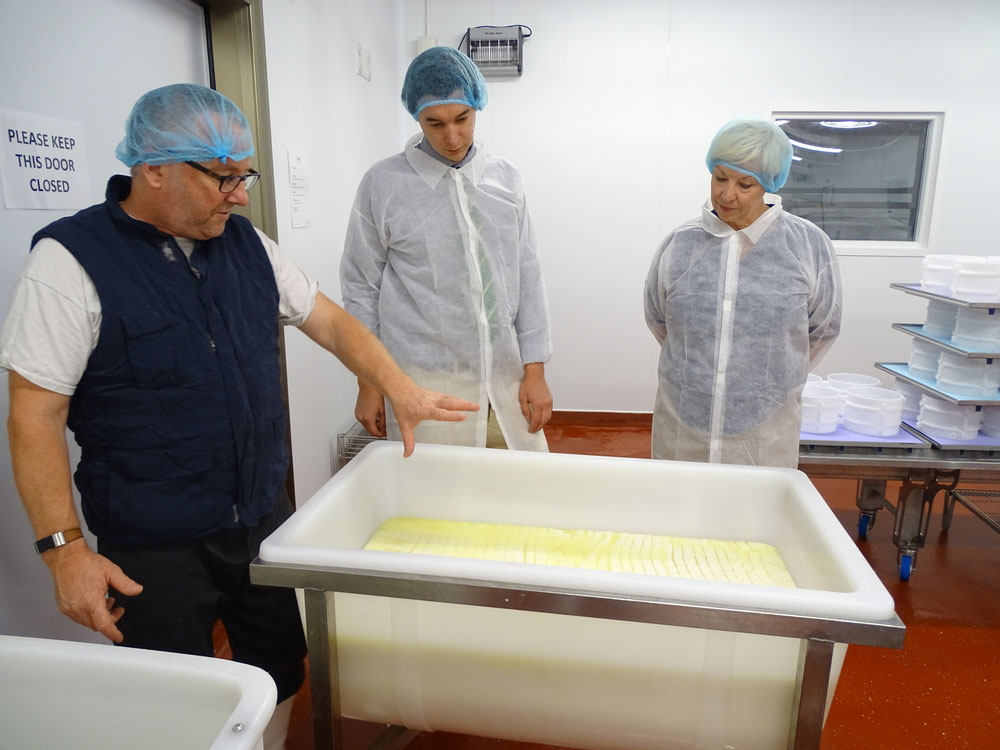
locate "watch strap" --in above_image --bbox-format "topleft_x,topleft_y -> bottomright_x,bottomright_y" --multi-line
34,528 -> 84,554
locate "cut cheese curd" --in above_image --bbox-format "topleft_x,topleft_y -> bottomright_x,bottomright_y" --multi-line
365,517 -> 795,587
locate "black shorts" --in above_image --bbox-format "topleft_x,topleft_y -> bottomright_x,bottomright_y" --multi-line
99,497 -> 307,702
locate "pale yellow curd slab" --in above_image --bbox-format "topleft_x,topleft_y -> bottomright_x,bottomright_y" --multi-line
364,517 -> 795,587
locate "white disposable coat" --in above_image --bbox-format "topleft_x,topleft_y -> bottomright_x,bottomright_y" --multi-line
341,135 -> 551,450
644,197 -> 841,467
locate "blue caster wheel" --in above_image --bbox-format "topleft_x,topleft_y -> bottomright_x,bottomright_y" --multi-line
899,553 -> 913,581
858,513 -> 872,540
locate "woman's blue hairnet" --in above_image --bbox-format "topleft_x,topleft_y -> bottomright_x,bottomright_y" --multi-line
705,118 -> 793,193
115,83 -> 254,167
401,47 -> 488,120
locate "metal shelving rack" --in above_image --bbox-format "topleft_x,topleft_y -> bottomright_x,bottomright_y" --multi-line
856,283 -> 1000,578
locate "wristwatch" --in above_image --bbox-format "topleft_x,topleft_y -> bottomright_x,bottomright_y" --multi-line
34,528 -> 84,554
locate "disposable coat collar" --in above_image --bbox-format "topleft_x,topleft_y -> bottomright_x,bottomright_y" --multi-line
403,133 -> 487,189
701,194 -> 785,243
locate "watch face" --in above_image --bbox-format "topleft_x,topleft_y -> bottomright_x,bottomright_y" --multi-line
34,536 -> 56,554
34,529 -> 82,554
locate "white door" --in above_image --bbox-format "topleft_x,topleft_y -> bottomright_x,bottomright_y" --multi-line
0,0 -> 211,641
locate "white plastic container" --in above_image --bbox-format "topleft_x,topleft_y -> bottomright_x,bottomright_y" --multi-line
826,373 -> 882,417
920,254 -> 978,295
841,387 -> 904,437
800,383 -> 840,433
922,300 -> 958,339
806,372 -> 823,385
894,378 -> 923,421
951,306 -> 1000,351
0,635 -> 276,750
260,443 -> 897,750
935,351 -> 1000,397
907,339 -> 941,381
950,257 -> 1000,302
826,372 -> 881,393
981,405 -> 1000,438
916,394 -> 983,440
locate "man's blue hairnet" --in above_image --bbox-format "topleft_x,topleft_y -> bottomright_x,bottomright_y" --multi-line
401,47 -> 488,120
115,83 -> 254,167
705,118 -> 793,193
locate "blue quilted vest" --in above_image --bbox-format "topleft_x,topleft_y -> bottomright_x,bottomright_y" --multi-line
34,176 -> 288,547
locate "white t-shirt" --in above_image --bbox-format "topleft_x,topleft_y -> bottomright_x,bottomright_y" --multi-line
0,229 -> 318,395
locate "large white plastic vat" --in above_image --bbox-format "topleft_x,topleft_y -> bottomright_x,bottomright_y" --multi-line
260,443 -> 896,750
0,635 -> 277,750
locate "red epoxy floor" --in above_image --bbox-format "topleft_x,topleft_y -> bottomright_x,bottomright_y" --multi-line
282,412 -> 1000,749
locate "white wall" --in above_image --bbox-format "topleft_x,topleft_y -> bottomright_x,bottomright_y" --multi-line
0,0 -> 210,639
260,0 -> 409,501
393,0 -> 999,411
260,0 -> 999,497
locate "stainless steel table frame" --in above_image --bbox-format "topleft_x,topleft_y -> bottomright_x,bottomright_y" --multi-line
799,445 -> 1000,580
250,560 -> 904,750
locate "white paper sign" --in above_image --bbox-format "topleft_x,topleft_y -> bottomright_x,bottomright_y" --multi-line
287,148 -> 310,229
0,109 -> 90,210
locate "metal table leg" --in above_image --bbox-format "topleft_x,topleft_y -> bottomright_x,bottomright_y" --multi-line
305,588 -> 341,750
304,590 -> 418,750
942,489 -> 957,532
788,638 -> 835,750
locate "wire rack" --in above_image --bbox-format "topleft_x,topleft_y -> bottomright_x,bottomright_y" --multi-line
944,489 -> 1000,534
335,421 -> 385,472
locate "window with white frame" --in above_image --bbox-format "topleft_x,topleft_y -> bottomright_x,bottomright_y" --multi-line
773,114 -> 942,243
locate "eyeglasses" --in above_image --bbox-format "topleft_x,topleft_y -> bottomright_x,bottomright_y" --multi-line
185,161 -> 261,193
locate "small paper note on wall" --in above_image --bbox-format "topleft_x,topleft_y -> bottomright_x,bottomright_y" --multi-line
288,148 -> 310,229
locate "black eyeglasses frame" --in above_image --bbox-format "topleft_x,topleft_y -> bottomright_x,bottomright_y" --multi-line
184,161 -> 261,193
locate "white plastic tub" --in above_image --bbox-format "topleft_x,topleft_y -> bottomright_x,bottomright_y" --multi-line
260,443 -> 896,750
916,394 -> 983,440
923,300 -> 958,339
801,383 -> 840,433
935,351 -> 1000,397
826,372 -> 881,417
826,372 -> 881,392
952,306 -> 1000,351
894,378 -> 923,421
951,257 -> 1000,302
920,254 -> 977,295
842,386 -> 904,436
982,405 -> 1000,438
0,635 -> 276,750
907,339 -> 941,381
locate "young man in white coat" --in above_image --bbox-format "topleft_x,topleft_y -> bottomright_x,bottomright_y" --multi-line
341,46 -> 553,451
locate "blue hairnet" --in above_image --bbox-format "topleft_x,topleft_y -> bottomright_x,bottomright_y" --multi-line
115,83 -> 254,167
401,47 -> 488,120
705,118 -> 793,193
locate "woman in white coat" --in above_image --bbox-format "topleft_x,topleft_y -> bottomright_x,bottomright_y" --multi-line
341,47 -> 553,451
644,118 -> 842,467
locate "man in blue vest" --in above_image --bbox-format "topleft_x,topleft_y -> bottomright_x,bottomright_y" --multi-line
1,83 -> 477,747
